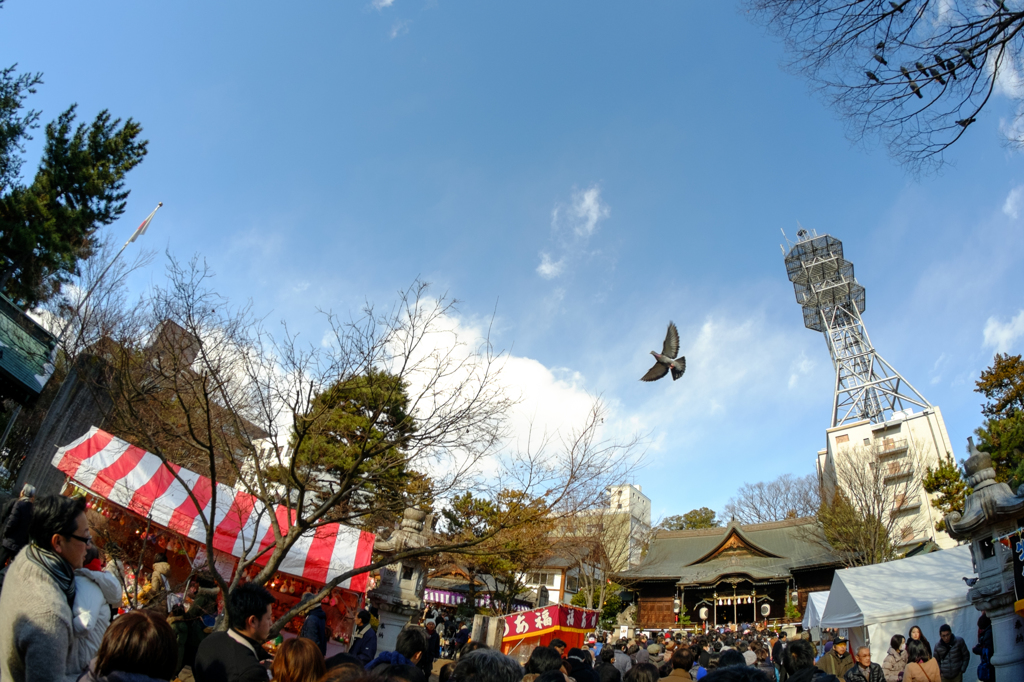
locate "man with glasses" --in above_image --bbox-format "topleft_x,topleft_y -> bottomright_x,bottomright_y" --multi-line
0,495 -> 92,682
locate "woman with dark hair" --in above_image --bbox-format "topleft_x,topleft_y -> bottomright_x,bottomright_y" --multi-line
273,638 -> 328,682
883,634 -> 907,682
624,663 -> 660,682
907,626 -> 931,657
903,639 -> 939,682
81,609 -> 178,682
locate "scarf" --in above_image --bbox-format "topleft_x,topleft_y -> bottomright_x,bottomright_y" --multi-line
27,543 -> 76,608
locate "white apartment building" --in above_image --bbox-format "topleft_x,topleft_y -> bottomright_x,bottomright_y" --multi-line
604,484 -> 652,569
816,406 -> 958,551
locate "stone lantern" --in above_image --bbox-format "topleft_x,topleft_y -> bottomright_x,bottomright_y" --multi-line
367,508 -> 432,653
944,438 -> 1024,679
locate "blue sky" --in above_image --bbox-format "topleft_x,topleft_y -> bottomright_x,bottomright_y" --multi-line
3,1 -> 1023,521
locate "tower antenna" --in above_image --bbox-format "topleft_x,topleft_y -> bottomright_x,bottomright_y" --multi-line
783,230 -> 930,427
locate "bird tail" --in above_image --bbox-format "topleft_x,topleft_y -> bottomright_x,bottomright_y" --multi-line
670,357 -> 686,380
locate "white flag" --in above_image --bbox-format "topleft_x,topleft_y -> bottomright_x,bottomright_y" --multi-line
128,202 -> 163,243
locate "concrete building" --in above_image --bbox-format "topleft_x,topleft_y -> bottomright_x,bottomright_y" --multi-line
816,406 -> 958,550
603,484 -> 651,570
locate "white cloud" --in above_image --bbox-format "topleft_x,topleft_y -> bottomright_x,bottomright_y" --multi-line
536,184 -> 610,280
568,186 -> 610,237
983,310 -> 1024,353
536,253 -> 565,279
389,20 -> 410,39
371,0 -> 394,9
787,352 -> 815,389
1004,186 -> 1024,219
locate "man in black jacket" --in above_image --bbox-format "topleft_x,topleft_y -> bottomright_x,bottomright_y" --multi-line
772,632 -> 788,682
194,583 -> 275,682
934,624 -> 970,682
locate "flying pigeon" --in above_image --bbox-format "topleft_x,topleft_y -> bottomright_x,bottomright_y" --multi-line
641,322 -> 686,383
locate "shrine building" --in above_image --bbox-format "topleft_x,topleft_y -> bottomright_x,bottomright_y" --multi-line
617,518 -> 843,630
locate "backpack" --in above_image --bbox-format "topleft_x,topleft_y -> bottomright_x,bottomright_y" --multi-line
977,647 -> 992,682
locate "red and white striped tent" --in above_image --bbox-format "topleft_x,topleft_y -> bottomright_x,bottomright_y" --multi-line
53,427 -> 376,592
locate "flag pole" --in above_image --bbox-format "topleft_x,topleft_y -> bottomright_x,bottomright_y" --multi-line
72,202 -> 164,337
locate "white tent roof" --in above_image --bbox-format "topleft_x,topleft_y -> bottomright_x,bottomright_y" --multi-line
801,590 -> 829,630
819,544 -> 974,628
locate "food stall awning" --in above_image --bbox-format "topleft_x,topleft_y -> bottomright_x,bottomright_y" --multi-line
502,604 -> 601,642
53,426 -> 375,590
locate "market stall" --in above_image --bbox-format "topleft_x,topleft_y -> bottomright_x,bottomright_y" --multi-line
819,545 -> 978,682
54,426 -> 376,640
800,590 -> 829,631
500,604 -> 601,663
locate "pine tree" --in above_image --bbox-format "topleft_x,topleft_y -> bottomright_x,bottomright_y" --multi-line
0,65 -> 147,308
922,454 -> 970,531
974,353 -> 1024,487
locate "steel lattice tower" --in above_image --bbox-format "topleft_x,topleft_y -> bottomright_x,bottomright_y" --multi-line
783,229 -> 931,427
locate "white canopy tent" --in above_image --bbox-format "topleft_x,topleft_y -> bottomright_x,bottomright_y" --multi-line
802,590 -> 829,630
819,545 -> 978,682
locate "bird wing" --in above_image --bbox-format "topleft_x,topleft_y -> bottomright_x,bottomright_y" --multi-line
661,322 -> 680,359
670,357 -> 686,381
640,363 -> 669,382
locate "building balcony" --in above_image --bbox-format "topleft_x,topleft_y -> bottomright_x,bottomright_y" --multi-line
874,438 -> 909,458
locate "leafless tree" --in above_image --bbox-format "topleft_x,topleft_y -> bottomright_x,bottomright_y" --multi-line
723,473 -> 820,524
96,255 -> 643,631
747,0 -> 1024,172
815,442 -> 929,566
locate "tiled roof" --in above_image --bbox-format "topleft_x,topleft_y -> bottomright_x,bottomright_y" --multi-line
0,295 -> 55,405
617,517 -> 842,584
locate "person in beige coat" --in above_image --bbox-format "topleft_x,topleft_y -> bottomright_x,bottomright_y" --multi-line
882,635 -> 908,682
903,639 -> 940,682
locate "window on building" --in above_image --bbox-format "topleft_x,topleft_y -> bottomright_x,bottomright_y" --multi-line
835,434 -> 849,444
888,461 -> 900,475
901,525 -> 914,541
894,493 -> 907,509
863,438 -> 871,446
566,576 -> 579,593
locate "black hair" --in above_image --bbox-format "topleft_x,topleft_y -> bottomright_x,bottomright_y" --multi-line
624,662 -> 660,682
537,672 -> 566,682
598,663 -> 622,682
600,646 -> 616,664
372,664 -> 427,682
907,638 -> 931,663
396,627 -> 427,661
670,649 -> 693,671
701,667 -> 773,682
978,613 -> 991,630
549,638 -> 567,650
890,634 -> 905,651
525,646 -> 564,674
358,609 -> 372,624
718,650 -> 746,669
783,640 -> 816,673
706,653 -> 720,671
227,582 -> 275,629
29,495 -> 87,549
155,553 -> 168,563
938,624 -> 951,634
658,661 -> 673,678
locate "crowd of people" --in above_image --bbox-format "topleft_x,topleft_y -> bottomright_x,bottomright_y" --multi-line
0,490 -> 996,682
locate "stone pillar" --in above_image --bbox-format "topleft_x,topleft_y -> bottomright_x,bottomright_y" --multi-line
944,438 -> 1024,680
367,508 -> 431,653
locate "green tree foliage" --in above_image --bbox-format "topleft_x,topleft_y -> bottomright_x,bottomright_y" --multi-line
0,65 -> 147,308
571,582 -> 624,628
657,507 -> 721,531
439,490 -> 553,615
285,370 -> 420,526
922,454 -> 971,532
974,353 -> 1024,487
